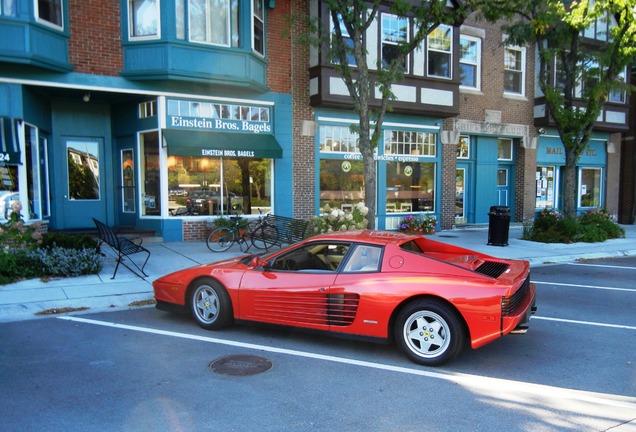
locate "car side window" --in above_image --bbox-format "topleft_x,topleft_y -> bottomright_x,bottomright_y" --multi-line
270,243 -> 350,272
343,245 -> 382,273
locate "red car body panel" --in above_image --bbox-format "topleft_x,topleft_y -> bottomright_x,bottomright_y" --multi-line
153,230 -> 536,354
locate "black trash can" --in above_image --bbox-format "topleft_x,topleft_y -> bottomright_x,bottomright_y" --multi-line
487,206 -> 510,246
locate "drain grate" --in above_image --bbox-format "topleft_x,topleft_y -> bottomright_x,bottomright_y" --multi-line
209,355 -> 272,376
437,234 -> 458,238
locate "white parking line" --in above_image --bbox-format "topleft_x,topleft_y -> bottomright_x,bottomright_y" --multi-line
533,316 -> 636,331
534,280 -> 636,293
568,263 -> 636,270
57,315 -> 636,411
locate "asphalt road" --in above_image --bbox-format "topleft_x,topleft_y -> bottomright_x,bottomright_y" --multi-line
1,258 -> 635,432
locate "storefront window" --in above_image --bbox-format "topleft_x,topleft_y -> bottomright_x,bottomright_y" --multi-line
167,155 -> 272,216
456,135 -> 470,159
536,166 -> 555,209
579,167 -> 601,208
140,131 -> 161,216
319,125 -> 359,153
386,161 -> 435,213
384,130 -> 436,156
498,138 -> 513,160
319,159 -> 364,211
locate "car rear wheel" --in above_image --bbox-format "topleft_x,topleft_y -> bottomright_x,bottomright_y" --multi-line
395,299 -> 465,366
188,279 -> 233,330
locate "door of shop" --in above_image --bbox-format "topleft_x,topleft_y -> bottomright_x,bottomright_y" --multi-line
62,138 -> 107,228
496,167 -> 511,207
455,165 -> 469,224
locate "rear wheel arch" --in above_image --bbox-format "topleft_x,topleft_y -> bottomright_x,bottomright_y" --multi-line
390,295 -> 470,366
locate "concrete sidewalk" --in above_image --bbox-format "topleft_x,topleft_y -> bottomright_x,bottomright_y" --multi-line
1,224 -> 635,323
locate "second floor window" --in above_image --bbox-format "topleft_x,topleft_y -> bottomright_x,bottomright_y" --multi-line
381,13 -> 408,72
129,0 -> 158,38
190,0 -> 239,47
428,25 -> 452,79
460,35 -> 480,89
331,12 -> 356,66
252,0 -> 264,55
504,46 -> 525,95
608,67 -> 626,103
36,0 -> 63,29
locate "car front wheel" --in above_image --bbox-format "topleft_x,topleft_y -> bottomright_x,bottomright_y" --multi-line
395,300 -> 465,366
188,279 -> 233,330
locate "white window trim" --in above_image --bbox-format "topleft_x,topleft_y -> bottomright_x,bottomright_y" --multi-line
128,0 -> 161,40
252,0 -> 265,57
381,12 -> 410,73
459,34 -> 481,90
34,0 -> 64,31
188,0 -> 231,47
427,24 -> 453,80
503,45 -> 526,97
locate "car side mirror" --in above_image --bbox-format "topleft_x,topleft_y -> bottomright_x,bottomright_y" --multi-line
249,256 -> 269,269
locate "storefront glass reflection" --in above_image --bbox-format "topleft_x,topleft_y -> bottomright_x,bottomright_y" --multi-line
385,161 -> 435,213
319,159 -> 365,211
167,155 -> 272,216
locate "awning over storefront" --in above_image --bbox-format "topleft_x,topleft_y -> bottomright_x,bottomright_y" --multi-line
163,129 -> 282,159
0,117 -> 21,165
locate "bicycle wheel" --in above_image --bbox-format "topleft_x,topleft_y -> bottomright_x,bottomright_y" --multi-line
251,224 -> 279,250
206,227 -> 234,252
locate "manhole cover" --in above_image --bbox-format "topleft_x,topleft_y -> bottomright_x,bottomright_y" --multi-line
209,355 -> 272,376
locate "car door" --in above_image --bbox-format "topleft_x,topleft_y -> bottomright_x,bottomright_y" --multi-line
237,242 -> 349,331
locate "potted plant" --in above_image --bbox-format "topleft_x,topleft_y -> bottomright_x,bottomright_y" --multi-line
398,213 -> 437,235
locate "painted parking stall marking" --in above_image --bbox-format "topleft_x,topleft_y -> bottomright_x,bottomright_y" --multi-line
533,280 -> 636,293
57,316 -> 636,411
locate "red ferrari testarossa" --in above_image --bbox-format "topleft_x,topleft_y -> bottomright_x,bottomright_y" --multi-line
153,230 -> 536,366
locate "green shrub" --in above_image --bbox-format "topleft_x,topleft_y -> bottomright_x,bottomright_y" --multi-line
28,246 -> 102,277
40,232 -> 99,250
527,208 -> 624,244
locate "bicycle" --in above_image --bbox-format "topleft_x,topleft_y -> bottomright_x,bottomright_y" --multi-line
249,209 -> 279,251
205,209 -> 279,252
206,210 -> 252,253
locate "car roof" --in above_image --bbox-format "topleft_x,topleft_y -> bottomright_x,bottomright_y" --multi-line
307,229 -> 414,247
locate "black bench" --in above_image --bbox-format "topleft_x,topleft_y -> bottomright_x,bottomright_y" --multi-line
92,218 -> 151,279
252,214 -> 309,250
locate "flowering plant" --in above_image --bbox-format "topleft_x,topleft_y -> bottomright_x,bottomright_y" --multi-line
398,213 -> 436,234
309,202 -> 369,234
0,200 -> 43,253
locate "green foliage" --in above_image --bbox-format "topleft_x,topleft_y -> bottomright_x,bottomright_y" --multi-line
27,247 -> 102,277
207,216 -> 248,230
40,232 -> 99,251
524,208 -> 625,244
308,202 -> 369,234
1,212 -> 102,284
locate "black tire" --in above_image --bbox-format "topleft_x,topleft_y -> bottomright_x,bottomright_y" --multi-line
188,278 -> 233,330
251,225 -> 279,250
206,227 -> 233,252
394,299 -> 466,366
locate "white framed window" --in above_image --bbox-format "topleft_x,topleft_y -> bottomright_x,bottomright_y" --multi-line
428,24 -> 452,79
129,0 -> 159,39
578,167 -> 602,208
319,125 -> 360,153
190,0 -> 230,46
381,13 -> 409,72
576,59 -> 600,98
459,35 -> 480,89
504,45 -> 526,96
384,130 -> 436,157
456,135 -> 470,159
35,0 -> 63,30
608,66 -> 627,103
252,0 -> 264,55
498,138 -> 513,161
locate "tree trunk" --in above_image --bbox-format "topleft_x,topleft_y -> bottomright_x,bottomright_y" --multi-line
562,146 -> 578,219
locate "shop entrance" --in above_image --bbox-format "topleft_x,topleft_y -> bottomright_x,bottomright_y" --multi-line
62,138 -> 107,228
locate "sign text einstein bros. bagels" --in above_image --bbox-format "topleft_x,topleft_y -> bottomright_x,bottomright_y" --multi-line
169,115 -> 272,134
